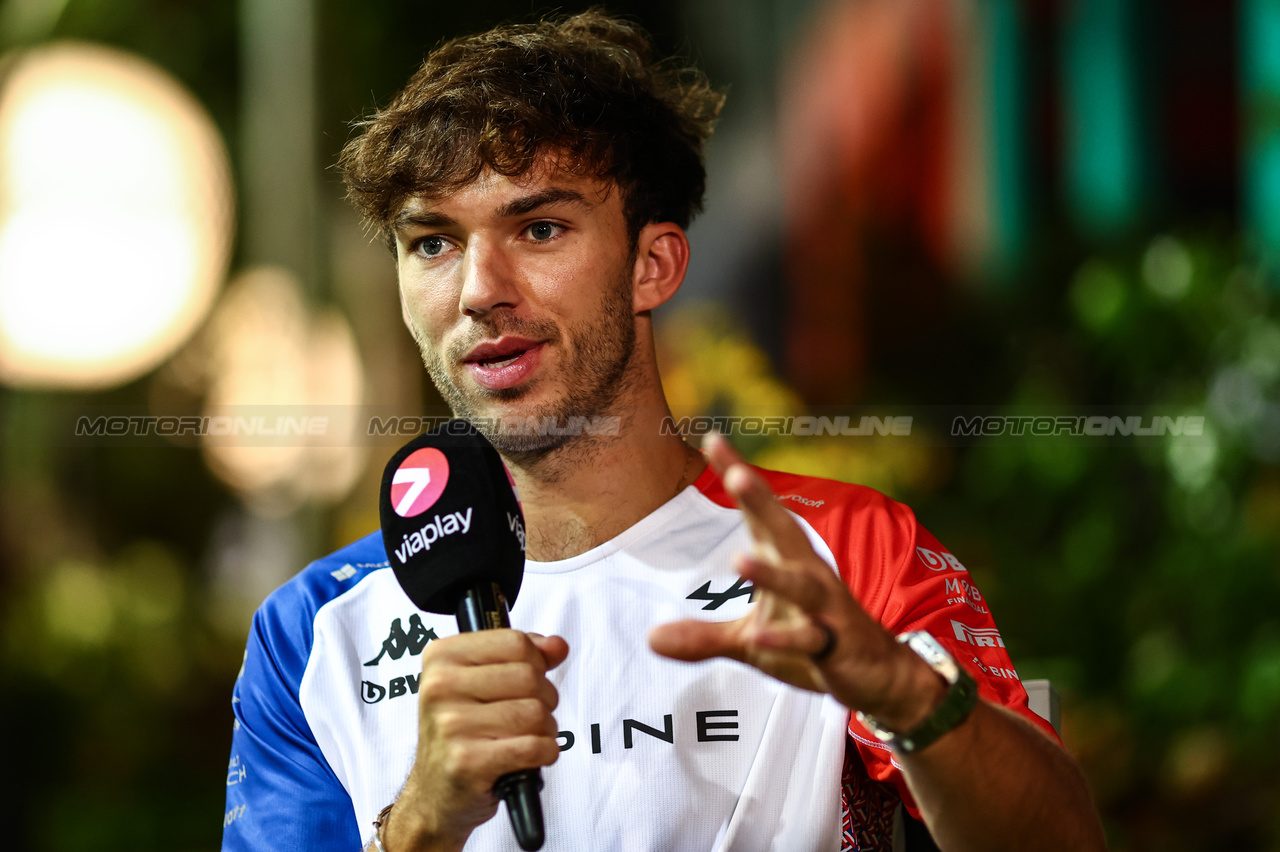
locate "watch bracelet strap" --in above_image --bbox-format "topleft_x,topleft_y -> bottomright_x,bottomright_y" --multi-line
855,631 -> 979,754
371,803 -> 393,852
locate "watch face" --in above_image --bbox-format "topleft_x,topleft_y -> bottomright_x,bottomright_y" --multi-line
900,631 -> 962,683
859,631 -> 979,754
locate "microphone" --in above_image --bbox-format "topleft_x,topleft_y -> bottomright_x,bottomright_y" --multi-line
378,420 -> 543,851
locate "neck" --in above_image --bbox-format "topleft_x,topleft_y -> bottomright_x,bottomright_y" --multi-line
501,379 -> 704,563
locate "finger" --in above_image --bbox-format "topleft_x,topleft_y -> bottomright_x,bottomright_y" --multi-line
743,616 -> 833,658
526,633 -> 570,670
734,552 -> 834,616
476,734 -> 562,773
705,435 -> 813,561
702,430 -> 744,476
423,629 -> 539,667
648,618 -> 746,663
441,734 -> 562,789
432,697 -> 557,741
438,662 -> 560,709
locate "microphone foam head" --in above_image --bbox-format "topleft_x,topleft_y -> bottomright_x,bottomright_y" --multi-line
379,420 -> 526,614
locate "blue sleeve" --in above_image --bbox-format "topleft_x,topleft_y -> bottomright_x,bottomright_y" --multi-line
222,591 -> 363,852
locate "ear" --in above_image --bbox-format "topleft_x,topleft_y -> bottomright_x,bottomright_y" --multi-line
631,222 -> 690,313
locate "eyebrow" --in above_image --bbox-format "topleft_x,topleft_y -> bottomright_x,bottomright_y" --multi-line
495,187 -> 591,218
392,209 -> 458,233
392,187 -> 593,237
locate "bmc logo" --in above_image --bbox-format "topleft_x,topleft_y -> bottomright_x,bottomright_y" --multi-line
917,547 -> 967,573
391,448 -> 450,518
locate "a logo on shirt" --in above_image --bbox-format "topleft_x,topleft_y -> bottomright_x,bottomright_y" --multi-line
554,709 -> 742,755
686,577 -> 756,610
971,656 -> 1019,681
391,447 -> 450,518
364,614 -> 438,666
779,493 -> 825,508
951,620 -> 1005,648
944,577 -> 988,614
227,754 -> 247,787
917,546 -> 967,572
361,675 -> 420,704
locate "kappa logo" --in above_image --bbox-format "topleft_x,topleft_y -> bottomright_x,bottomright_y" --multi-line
391,447 -> 450,518
365,614 -> 439,666
686,577 -> 756,611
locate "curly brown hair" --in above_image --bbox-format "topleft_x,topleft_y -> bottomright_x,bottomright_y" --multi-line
338,8 -> 725,251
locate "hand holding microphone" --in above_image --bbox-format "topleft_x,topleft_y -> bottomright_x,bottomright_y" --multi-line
378,421 -> 559,851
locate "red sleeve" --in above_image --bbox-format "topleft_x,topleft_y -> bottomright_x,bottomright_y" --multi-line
706,467 -> 1060,820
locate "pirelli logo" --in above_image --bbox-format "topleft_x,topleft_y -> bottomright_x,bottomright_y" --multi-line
951,620 -> 1005,648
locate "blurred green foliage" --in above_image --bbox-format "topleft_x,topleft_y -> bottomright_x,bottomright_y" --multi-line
663,232 -> 1280,851
945,234 -> 1280,851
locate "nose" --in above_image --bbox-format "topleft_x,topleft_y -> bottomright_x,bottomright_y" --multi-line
459,238 -> 520,317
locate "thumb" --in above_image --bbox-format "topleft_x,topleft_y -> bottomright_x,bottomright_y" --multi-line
649,619 -> 743,663
527,633 -> 570,670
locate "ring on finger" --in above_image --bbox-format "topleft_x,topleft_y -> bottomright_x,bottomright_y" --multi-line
811,623 -> 837,663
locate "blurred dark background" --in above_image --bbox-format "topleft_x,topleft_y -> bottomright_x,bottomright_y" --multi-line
1,1 -> 1279,849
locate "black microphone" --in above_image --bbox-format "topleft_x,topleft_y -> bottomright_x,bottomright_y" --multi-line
379,420 -> 543,851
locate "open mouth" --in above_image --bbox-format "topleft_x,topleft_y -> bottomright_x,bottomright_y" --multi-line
474,351 -> 526,369
463,338 -> 545,390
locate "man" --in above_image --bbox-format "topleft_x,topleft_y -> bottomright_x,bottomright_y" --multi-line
223,10 -> 1107,852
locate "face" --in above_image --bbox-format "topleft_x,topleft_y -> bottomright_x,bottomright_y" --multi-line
393,164 -> 640,456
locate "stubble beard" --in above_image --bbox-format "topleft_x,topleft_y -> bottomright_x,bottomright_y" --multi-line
416,269 -> 638,463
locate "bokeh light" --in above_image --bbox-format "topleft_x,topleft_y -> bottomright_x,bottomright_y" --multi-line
200,265 -> 366,514
0,42 -> 233,388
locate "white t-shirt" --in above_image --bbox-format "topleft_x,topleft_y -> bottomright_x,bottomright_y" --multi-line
223,466 -> 1052,852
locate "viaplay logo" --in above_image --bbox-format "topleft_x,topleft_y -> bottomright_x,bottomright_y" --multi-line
391,447 -> 450,518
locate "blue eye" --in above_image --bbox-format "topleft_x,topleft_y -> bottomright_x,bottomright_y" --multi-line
528,222 -> 559,241
418,236 -> 447,256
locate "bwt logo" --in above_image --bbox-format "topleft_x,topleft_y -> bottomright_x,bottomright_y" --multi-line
917,547 -> 967,573
362,674 -> 420,704
951,620 -> 1005,648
